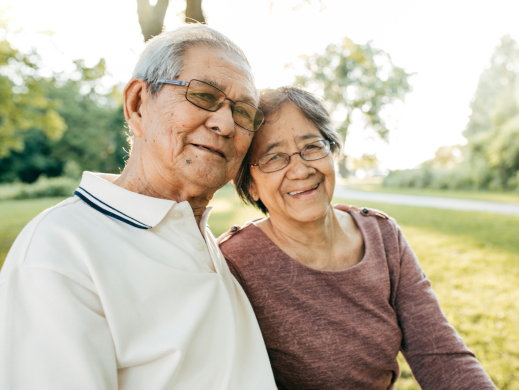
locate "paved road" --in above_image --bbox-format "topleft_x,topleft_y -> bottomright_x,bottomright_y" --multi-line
333,187 -> 519,217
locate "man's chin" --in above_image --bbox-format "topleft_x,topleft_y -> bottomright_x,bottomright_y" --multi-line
183,167 -> 229,191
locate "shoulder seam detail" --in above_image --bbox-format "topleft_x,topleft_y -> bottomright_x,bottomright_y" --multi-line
18,198 -> 80,268
21,265 -> 97,293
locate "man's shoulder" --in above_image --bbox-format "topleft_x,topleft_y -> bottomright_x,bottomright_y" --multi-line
0,196 -> 102,290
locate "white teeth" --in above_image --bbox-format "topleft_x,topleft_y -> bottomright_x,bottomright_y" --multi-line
288,184 -> 319,196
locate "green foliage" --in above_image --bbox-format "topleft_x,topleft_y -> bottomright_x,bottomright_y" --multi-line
0,58 -> 129,183
295,37 -> 412,175
0,38 -> 67,158
386,35 -> 519,191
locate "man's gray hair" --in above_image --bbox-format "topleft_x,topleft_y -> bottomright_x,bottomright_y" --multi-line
132,24 -> 252,96
233,86 -> 343,214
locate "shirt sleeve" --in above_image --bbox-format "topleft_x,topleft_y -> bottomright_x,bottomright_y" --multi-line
0,266 -> 118,390
394,225 -> 496,390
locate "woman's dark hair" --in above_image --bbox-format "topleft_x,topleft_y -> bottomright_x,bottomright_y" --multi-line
233,86 -> 343,215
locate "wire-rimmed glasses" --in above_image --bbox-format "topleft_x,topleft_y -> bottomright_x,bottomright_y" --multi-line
251,139 -> 334,173
157,79 -> 264,132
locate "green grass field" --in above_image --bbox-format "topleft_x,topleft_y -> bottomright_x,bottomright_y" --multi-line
1,185 -> 518,389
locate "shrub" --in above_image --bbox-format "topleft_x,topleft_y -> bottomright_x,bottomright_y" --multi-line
0,176 -> 79,201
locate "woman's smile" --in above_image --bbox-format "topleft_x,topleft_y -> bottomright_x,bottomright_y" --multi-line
287,182 -> 320,197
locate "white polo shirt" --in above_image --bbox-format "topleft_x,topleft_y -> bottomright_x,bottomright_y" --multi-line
0,172 -> 276,390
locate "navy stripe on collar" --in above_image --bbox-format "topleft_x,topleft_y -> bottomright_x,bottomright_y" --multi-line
74,188 -> 151,230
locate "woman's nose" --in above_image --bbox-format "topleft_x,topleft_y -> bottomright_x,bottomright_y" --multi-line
205,101 -> 235,137
285,155 -> 316,180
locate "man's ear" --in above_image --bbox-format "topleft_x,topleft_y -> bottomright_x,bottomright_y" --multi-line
249,181 -> 259,201
124,79 -> 147,138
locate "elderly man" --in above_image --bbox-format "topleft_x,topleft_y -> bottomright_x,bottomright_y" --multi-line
0,25 -> 276,390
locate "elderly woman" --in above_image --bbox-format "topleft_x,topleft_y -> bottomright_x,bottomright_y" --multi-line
219,86 -> 496,390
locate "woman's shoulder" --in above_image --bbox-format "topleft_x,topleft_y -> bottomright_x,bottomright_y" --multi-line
340,207 -> 403,249
342,206 -> 398,230
217,219 -> 272,261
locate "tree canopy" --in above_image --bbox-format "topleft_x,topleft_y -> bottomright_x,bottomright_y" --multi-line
295,37 -> 412,176
0,37 -> 67,158
385,35 -> 519,191
0,51 -> 128,183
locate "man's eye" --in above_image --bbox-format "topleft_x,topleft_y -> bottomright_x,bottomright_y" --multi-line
234,106 -> 252,120
192,93 -> 218,103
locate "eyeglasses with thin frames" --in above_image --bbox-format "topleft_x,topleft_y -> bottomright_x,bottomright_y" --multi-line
251,139 -> 335,173
157,79 -> 264,132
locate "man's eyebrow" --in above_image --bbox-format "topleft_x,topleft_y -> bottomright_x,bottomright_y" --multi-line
202,77 -> 226,92
201,78 -> 257,106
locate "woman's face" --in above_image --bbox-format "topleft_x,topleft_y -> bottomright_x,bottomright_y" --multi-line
249,103 -> 336,224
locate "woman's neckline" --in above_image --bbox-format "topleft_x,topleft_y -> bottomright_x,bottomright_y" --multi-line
248,209 -> 370,274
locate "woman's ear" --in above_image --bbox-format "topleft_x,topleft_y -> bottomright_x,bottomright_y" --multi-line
249,181 -> 259,202
124,79 -> 147,138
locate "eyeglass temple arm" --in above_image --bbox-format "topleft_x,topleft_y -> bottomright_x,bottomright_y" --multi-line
157,80 -> 189,86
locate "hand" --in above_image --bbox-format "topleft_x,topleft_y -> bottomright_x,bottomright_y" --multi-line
333,203 -> 360,212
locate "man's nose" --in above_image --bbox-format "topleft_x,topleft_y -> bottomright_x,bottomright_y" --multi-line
286,155 -> 316,180
205,100 -> 235,137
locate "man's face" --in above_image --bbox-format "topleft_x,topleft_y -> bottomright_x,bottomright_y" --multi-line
136,45 -> 258,195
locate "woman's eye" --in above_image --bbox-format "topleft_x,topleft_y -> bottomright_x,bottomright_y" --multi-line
306,144 -> 323,151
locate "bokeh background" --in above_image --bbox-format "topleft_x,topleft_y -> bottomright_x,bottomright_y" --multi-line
0,0 -> 518,388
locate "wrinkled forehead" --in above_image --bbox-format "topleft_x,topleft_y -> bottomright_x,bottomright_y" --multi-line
183,44 -> 259,104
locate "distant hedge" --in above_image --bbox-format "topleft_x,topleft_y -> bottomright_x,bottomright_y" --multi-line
383,165 -> 519,191
0,176 -> 79,201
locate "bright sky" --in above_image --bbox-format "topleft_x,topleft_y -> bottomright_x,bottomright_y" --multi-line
3,0 -> 519,170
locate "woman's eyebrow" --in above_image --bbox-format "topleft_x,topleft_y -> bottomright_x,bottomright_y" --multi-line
296,134 -> 321,142
262,141 -> 282,155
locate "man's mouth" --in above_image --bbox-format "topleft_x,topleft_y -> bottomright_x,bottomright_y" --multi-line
191,144 -> 226,159
287,183 -> 320,196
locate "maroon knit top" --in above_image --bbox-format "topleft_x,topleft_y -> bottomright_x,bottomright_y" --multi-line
219,209 -> 496,390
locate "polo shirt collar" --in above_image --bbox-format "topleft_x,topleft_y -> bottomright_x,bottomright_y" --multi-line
74,171 -> 177,229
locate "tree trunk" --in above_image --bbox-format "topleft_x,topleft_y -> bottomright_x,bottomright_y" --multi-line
185,0 -> 205,23
338,155 -> 350,178
137,0 -> 171,42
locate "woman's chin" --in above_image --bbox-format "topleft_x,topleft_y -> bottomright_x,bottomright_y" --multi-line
286,204 -> 330,224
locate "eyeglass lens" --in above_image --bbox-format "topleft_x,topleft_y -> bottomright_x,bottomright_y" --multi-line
186,80 -> 264,132
258,140 -> 331,173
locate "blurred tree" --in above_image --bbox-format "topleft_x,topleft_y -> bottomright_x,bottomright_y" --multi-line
137,0 -> 205,42
348,154 -> 380,172
464,35 -> 519,189
385,36 -> 519,191
0,38 -> 67,159
0,60 -> 128,183
295,37 -> 412,177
